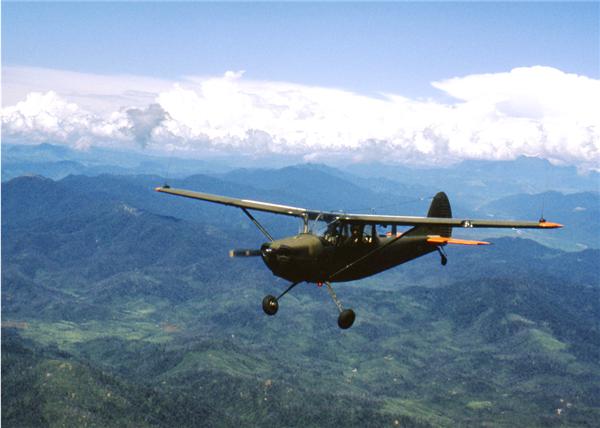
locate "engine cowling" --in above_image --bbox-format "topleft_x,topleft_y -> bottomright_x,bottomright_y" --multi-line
260,233 -> 327,282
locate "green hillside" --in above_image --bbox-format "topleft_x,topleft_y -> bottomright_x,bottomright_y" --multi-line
2,174 -> 599,427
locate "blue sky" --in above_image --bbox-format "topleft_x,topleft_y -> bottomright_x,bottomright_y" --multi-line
3,2 -> 598,97
2,2 -> 599,170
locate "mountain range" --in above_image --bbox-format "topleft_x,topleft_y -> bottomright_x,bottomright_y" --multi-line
3,144 -> 598,251
2,145 -> 599,427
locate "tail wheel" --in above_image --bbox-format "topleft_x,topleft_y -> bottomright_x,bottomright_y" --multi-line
338,309 -> 356,329
262,295 -> 279,316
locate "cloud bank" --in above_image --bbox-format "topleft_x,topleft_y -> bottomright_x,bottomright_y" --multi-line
2,65 -> 599,171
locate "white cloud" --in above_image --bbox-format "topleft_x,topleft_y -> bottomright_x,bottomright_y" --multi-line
2,66 -> 172,112
2,65 -> 599,170
432,66 -> 599,121
1,91 -> 131,148
124,104 -> 170,148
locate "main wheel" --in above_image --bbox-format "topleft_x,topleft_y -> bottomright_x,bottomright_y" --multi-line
262,295 -> 279,316
338,309 -> 356,329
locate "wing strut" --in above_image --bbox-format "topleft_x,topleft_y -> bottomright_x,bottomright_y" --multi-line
241,208 -> 274,242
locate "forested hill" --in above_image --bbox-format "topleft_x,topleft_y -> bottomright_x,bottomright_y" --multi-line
2,173 -> 599,427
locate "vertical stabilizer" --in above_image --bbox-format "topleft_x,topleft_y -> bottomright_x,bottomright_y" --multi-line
408,192 -> 453,238
427,192 -> 452,237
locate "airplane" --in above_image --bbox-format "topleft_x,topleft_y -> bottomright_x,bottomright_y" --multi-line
156,185 -> 562,329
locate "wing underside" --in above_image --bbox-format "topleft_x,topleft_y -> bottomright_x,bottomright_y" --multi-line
155,186 -> 562,230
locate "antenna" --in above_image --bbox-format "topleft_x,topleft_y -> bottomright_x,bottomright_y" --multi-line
539,157 -> 550,223
163,145 -> 175,188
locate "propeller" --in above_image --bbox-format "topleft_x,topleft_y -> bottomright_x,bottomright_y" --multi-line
229,249 -> 262,258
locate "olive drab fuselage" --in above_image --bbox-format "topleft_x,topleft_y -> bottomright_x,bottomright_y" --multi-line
260,228 -> 435,283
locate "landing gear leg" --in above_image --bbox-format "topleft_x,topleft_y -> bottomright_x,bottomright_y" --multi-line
324,281 -> 355,329
262,282 -> 301,316
437,247 -> 448,266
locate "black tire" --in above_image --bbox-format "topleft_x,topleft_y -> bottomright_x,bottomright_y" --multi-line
262,295 -> 279,316
338,309 -> 356,329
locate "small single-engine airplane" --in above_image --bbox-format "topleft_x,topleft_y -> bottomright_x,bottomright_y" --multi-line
156,185 -> 562,329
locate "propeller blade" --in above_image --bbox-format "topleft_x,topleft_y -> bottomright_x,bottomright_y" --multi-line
229,249 -> 262,258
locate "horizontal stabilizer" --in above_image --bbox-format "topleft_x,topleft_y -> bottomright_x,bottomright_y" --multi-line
427,236 -> 490,246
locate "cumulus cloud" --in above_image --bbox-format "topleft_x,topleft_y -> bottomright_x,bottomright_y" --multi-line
124,104 -> 169,148
1,91 -> 131,148
2,66 -> 599,170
